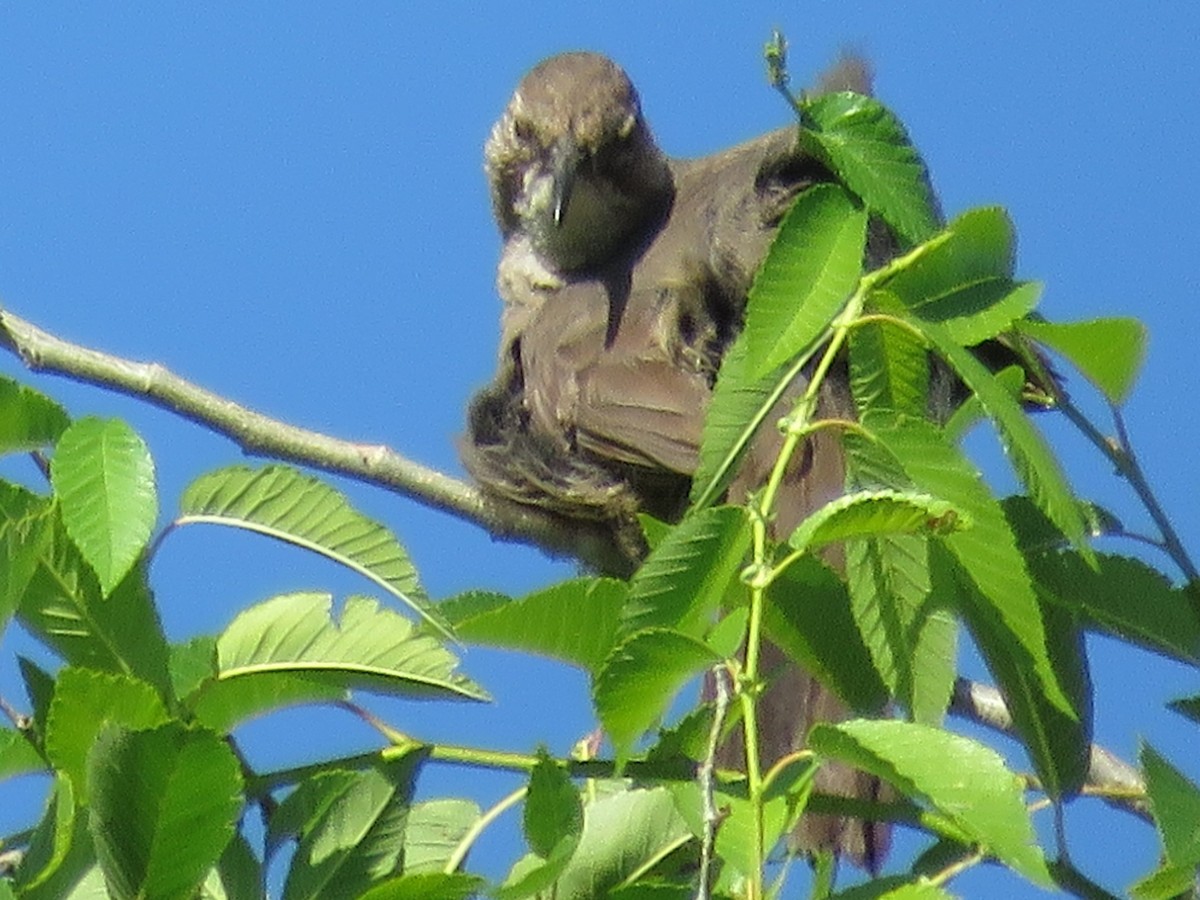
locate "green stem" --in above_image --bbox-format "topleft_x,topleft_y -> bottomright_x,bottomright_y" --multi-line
445,786 -> 526,874
734,286 -> 868,895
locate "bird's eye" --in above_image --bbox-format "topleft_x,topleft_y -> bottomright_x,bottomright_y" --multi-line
513,118 -> 536,143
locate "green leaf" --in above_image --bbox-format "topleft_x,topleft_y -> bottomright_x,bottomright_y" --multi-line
865,414 -> 1069,710
525,751 -> 583,859
594,629 -> 720,761
44,667 -> 171,803
809,720 -> 1051,885
18,529 -> 173,696
204,832 -> 266,900
742,183 -> 867,378
1141,742 -> 1200,869
1130,862 -> 1198,900
275,752 -> 427,900
88,722 -> 243,900
929,328 -> 1087,554
884,272 -> 1042,348
883,207 -> 1014,298
841,388 -> 957,720
50,417 -> 157,596
1018,317 -> 1146,404
186,593 -> 486,730
0,725 -> 45,781
14,773 -> 78,893
1168,695 -> 1200,725
623,506 -> 749,638
788,488 -> 967,555
849,317 -> 930,417
505,786 -> 691,900
803,91 -> 941,245
401,799 -> 480,875
0,375 -> 70,455
1029,551 -> 1200,664
0,481 -> 53,625
179,465 -> 445,637
453,578 -> 626,673
933,545 -> 1091,800
18,656 -> 56,735
764,556 -> 889,713
356,872 -> 484,900
689,329 -> 782,510
846,535 -> 956,725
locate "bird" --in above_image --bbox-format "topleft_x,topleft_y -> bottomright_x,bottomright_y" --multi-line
464,50 -> 902,870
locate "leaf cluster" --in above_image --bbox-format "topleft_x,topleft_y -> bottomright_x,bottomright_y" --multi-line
0,42 -> 1196,900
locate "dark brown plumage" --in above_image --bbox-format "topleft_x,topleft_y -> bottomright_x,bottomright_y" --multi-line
465,51 -> 895,869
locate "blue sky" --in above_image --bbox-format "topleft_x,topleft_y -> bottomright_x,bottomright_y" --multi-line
1,4 -> 1197,896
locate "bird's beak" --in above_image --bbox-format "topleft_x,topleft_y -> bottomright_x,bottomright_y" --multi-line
550,136 -> 578,228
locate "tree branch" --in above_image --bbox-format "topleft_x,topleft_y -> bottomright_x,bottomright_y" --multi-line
950,678 -> 1149,821
0,309 -> 1153,823
0,307 -> 629,572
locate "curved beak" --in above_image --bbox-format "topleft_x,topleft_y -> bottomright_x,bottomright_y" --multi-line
549,136 -> 578,228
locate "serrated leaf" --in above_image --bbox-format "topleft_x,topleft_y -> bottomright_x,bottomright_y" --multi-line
742,183 -> 866,378
841,433 -> 956,722
44,667 -> 171,803
356,872 -> 484,900
918,324 -> 1089,556
1130,862 -> 1198,900
15,772 -> 77,893
810,720 -> 1051,885
788,489 -> 967,555
623,506 -> 749,638
765,556 -> 889,714
883,207 -> 1015,297
179,465 -> 445,637
908,279 -> 1042,348
88,722 -> 242,900
0,487 -> 52,627
453,578 -> 626,673
865,413 -> 1087,794
846,535 -> 956,725
1018,317 -> 1146,404
850,318 -> 930,417
803,92 -> 941,245
690,330 -> 782,510
933,544 -> 1091,800
594,629 -> 720,761
18,529 -> 173,696
1141,742 -> 1200,869
508,787 -> 691,900
861,416 -> 1055,697
0,375 -> 70,454
525,751 -> 583,859
50,417 -> 157,596
401,799 -> 480,875
186,593 -> 485,730
1029,551 -> 1200,664
276,752 -> 426,900
0,725 -> 45,781
203,832 -> 264,900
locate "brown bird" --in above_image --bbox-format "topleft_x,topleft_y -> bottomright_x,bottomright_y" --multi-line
464,51 -> 898,870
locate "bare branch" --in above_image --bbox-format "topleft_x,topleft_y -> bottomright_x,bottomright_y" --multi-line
0,308 -> 1154,825
950,678 -> 1149,821
0,308 -> 629,572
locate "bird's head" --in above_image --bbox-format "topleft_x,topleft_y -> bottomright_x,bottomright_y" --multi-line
485,52 -> 673,274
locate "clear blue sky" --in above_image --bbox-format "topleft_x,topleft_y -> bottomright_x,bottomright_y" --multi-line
1,4 -> 1197,896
